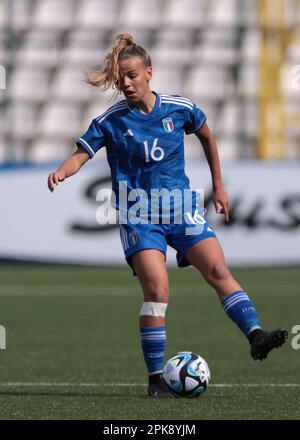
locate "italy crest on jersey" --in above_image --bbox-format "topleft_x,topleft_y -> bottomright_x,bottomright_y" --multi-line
162,117 -> 174,133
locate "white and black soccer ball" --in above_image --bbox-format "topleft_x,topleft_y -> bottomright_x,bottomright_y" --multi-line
163,351 -> 211,398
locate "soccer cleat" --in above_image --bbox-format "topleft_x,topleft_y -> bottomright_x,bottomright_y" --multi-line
148,373 -> 174,398
249,328 -> 288,361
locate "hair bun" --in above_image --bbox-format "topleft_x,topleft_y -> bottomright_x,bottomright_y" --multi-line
115,33 -> 135,46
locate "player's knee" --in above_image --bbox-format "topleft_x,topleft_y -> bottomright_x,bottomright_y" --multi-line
143,279 -> 169,303
205,262 -> 231,286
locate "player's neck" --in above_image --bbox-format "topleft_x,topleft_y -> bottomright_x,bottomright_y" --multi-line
134,91 -> 156,115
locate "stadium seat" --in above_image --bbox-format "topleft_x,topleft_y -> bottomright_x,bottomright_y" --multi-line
241,30 -> 260,63
118,0 -> 161,29
192,28 -> 239,67
15,30 -> 61,68
61,30 -> 106,66
0,1 -> 7,30
38,102 -> 82,138
242,101 -> 258,138
208,0 -> 238,28
280,62 -> 297,98
163,0 -> 205,28
0,82 -> 5,104
76,0 -> 119,30
29,138 -> 73,162
32,0 -> 75,30
199,28 -> 237,45
9,67 -> 50,102
238,64 -> 259,98
286,140 -> 300,158
220,100 -> 240,136
151,29 -> 194,66
0,109 -> 5,160
193,43 -> 238,67
216,136 -> 240,159
287,42 -> 300,64
183,65 -> 233,100
184,134 -> 206,158
11,0 -> 33,31
50,67 -> 94,102
150,65 -> 183,95
195,101 -> 216,124
0,142 -> 5,162
6,139 -> 30,162
0,33 -> 8,67
241,0 -> 259,26
10,103 -> 38,140
286,0 -> 300,26
83,96 -> 120,127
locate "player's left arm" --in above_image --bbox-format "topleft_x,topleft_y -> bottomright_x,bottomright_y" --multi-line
194,122 -> 229,222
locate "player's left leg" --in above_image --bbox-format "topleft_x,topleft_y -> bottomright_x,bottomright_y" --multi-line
184,237 -> 241,300
184,237 -> 288,360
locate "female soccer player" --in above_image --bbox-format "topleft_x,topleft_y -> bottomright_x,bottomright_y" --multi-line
48,34 -> 288,397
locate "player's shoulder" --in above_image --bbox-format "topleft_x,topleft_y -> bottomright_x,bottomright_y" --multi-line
160,94 -> 194,110
94,99 -> 129,124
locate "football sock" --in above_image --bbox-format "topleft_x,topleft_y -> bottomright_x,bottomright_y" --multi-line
140,326 -> 166,375
222,290 -> 261,337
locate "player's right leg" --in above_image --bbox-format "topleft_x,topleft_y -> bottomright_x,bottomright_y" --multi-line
131,249 -> 173,397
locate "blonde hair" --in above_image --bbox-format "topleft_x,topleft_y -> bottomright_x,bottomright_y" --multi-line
85,33 -> 151,94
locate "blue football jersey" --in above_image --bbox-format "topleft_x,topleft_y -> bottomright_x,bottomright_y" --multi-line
76,92 -> 206,217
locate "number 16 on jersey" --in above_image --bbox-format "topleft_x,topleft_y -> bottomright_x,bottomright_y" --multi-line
143,138 -> 165,162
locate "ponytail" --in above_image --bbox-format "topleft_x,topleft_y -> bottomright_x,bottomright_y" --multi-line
85,33 -> 151,93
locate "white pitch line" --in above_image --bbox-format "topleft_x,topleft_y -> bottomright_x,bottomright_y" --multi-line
0,286 -> 298,297
0,383 -> 299,388
209,384 -> 300,388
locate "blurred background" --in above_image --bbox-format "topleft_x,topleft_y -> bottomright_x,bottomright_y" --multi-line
0,0 -> 299,265
0,0 -> 299,162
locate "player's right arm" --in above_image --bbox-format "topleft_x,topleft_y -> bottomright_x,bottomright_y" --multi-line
47,146 -> 90,193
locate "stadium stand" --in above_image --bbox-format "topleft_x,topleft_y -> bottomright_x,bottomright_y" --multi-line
0,0 -> 299,162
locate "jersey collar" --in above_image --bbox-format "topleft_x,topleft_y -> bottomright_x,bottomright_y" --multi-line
126,91 -> 161,120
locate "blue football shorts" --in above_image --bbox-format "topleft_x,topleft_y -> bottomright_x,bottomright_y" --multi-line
119,209 -> 216,275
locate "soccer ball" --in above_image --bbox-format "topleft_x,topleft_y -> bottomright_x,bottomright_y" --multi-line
163,351 -> 211,398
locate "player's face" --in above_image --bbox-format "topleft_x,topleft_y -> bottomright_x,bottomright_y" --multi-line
118,56 -> 152,102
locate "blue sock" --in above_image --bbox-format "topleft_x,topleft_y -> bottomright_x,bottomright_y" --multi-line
140,326 -> 166,375
222,291 -> 261,337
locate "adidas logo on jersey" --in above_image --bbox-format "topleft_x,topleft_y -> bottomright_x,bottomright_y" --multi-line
124,129 -> 134,136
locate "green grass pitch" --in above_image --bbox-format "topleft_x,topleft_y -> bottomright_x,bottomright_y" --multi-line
0,265 -> 299,420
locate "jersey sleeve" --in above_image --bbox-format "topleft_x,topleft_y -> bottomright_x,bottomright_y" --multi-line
75,119 -> 106,158
184,102 -> 207,135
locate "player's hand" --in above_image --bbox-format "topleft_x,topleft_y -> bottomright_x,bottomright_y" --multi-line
212,185 -> 230,222
47,171 -> 66,193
